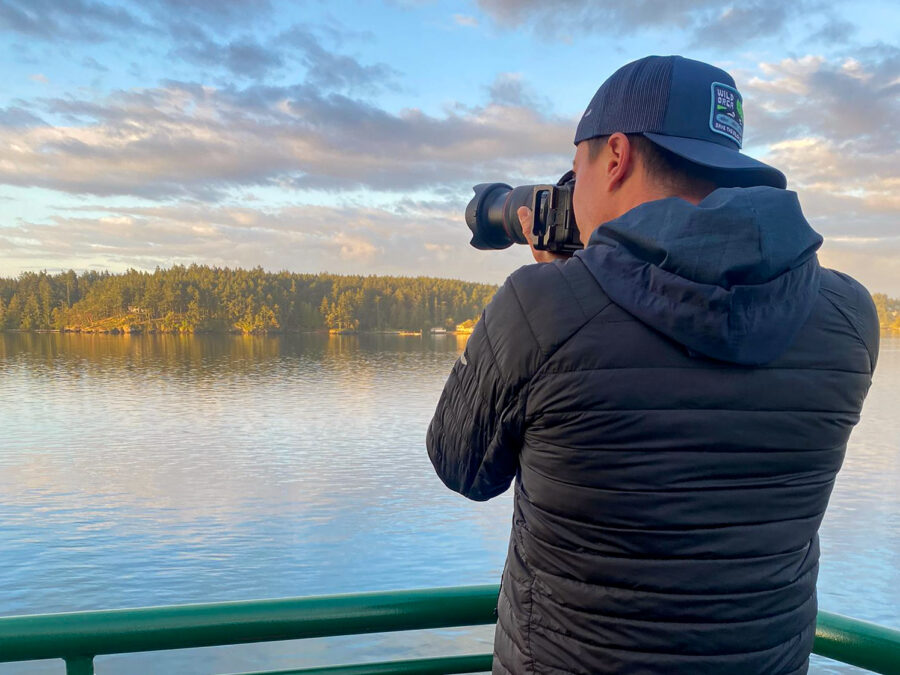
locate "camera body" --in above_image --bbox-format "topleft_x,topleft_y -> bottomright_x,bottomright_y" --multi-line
465,170 -> 582,255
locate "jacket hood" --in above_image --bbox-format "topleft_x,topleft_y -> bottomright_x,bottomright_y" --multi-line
575,186 -> 823,365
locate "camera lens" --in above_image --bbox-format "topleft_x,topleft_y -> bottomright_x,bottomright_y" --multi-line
464,171 -> 580,255
465,183 -> 533,250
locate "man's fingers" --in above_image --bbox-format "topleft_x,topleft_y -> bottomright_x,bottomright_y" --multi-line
518,204 -> 570,263
517,206 -> 533,241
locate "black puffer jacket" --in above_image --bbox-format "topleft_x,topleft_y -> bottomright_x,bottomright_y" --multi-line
427,187 -> 879,674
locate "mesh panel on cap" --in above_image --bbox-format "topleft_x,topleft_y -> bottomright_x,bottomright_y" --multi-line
575,57 -> 673,143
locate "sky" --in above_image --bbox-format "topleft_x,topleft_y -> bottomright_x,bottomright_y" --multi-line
0,0 -> 898,293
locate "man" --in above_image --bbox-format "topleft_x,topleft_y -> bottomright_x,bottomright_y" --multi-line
426,55 -> 879,674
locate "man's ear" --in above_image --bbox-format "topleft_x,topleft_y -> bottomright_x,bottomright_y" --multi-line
604,132 -> 633,191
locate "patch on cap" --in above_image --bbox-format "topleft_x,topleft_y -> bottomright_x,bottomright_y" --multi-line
709,82 -> 743,147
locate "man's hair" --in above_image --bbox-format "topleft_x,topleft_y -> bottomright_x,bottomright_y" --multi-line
586,134 -> 721,198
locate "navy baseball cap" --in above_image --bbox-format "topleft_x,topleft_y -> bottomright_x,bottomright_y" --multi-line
574,55 -> 786,189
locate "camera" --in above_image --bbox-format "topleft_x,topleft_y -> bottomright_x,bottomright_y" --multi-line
464,170 -> 582,255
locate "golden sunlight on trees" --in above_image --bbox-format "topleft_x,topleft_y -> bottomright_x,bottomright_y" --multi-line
0,267 -> 495,335
872,294 -> 900,333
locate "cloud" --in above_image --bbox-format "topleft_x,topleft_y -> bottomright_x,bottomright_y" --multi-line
5,194 -> 898,293
730,49 -> 900,295
0,79 -> 572,200
0,200 -> 526,283
29,73 -> 48,83
173,34 -> 286,79
0,0 -> 269,43
146,0 -> 273,28
818,242 -> 900,297
335,232 -> 381,262
763,139 -> 897,213
743,50 -> 899,148
740,49 -> 899,200
81,56 -> 109,72
0,1 -> 391,87
0,0 -> 286,81
171,22 -> 398,88
0,0 -> 146,42
277,25 -> 399,93
453,14 -> 479,28
806,17 -> 857,45
474,0 -> 822,45
688,3 -> 793,48
486,72 -> 550,111
170,22 -> 395,84
0,106 -> 45,127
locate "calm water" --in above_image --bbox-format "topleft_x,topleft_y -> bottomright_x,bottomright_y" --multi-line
0,333 -> 897,674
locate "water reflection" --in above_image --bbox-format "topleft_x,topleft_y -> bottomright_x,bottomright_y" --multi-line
0,333 -> 896,674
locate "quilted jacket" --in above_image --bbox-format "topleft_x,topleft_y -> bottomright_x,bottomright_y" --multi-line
427,186 -> 879,674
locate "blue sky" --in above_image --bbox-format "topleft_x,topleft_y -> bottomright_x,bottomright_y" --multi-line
1,0 -> 898,293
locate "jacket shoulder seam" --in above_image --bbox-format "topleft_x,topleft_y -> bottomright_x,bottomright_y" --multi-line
480,309 -> 507,386
530,298 -> 614,383
818,286 -> 873,373
507,274 -> 544,361
556,260 -> 590,320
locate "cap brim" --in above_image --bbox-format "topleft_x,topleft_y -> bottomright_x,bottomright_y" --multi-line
643,133 -> 787,189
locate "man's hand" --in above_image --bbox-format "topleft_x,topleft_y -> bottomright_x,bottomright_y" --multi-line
517,206 -> 573,264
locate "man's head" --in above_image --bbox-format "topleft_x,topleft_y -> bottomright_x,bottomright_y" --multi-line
571,55 -> 785,244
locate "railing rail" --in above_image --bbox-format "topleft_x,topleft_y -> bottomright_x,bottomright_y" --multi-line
0,585 -> 898,674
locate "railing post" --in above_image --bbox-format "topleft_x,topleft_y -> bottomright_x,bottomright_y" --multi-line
65,655 -> 94,675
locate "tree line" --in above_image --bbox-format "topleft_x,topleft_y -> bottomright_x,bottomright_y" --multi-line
2,267 -> 897,335
0,266 -> 498,334
872,293 -> 900,333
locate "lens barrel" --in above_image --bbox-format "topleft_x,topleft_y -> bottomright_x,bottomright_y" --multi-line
465,183 -> 534,250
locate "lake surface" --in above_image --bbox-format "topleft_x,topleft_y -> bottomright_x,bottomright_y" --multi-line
0,332 -> 897,674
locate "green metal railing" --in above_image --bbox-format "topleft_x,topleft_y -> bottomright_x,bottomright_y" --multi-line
1,585 -> 898,674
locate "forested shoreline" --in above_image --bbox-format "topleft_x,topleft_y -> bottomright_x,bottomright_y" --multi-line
0,267 -> 497,334
872,294 -> 900,333
2,267 -> 898,335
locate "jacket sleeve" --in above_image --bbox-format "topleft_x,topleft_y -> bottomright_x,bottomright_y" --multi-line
426,278 -> 533,501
